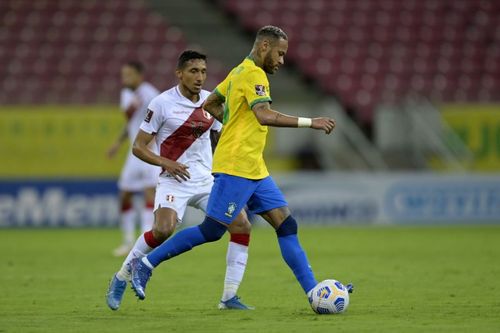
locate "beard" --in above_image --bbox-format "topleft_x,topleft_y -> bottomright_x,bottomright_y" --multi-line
262,52 -> 277,74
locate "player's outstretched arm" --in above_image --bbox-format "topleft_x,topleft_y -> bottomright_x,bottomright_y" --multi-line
107,125 -> 128,158
252,102 -> 336,134
202,92 -> 225,123
132,129 -> 190,182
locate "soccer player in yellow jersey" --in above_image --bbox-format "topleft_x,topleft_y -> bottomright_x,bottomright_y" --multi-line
130,26 -> 348,311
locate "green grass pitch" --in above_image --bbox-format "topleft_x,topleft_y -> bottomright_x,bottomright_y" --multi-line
1,225 -> 499,332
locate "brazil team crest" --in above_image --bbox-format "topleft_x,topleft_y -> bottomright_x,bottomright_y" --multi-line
224,202 -> 237,218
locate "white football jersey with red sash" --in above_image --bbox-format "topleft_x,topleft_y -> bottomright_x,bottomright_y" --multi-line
121,82 -> 160,144
140,85 -> 222,183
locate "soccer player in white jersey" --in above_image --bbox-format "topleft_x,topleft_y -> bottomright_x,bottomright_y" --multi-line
107,61 -> 161,256
106,50 -> 253,311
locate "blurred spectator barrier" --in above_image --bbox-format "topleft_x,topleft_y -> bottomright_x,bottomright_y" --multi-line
1,173 -> 499,227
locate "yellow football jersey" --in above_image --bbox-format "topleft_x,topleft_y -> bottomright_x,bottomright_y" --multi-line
212,57 -> 272,179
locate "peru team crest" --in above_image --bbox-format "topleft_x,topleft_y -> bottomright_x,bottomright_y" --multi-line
202,109 -> 212,119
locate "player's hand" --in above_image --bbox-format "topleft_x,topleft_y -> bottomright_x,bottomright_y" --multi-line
107,142 -> 121,158
162,159 -> 190,182
311,117 -> 336,134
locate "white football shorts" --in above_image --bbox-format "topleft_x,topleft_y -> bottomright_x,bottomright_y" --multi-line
117,152 -> 160,192
154,175 -> 214,223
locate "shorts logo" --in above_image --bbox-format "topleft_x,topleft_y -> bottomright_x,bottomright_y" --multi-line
166,195 -> 175,202
255,85 -> 266,96
145,109 -> 154,123
224,202 -> 237,218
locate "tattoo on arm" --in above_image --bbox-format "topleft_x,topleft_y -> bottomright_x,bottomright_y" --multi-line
252,102 -> 301,127
273,112 -> 280,125
253,102 -> 271,113
212,108 -> 224,123
203,93 -> 225,123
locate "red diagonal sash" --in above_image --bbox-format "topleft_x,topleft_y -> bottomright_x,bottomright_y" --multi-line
160,107 -> 214,161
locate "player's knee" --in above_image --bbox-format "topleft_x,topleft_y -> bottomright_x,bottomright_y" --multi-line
229,216 -> 251,234
144,198 -> 155,209
120,195 -> 133,212
239,221 -> 252,234
276,215 -> 298,237
198,216 -> 227,242
120,191 -> 133,205
152,219 -> 175,242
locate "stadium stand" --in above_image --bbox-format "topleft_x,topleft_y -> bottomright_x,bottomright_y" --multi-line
0,0 -> 225,104
2,0 -> 498,124
221,0 -> 500,124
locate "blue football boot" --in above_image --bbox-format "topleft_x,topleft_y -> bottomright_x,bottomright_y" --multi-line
218,296 -> 255,310
130,258 -> 152,300
106,274 -> 127,310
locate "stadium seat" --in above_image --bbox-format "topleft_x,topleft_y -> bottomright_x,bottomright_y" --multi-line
1,0 -> 226,104
221,0 -> 500,123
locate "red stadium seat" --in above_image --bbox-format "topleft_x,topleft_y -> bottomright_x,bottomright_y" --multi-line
0,0 -> 224,104
219,0 -> 500,123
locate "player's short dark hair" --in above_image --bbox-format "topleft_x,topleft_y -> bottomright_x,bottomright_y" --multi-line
177,50 -> 207,69
125,61 -> 144,74
256,25 -> 288,42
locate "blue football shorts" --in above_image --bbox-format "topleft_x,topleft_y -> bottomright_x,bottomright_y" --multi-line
206,173 -> 288,224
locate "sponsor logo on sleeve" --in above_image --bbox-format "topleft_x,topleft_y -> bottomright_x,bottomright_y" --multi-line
145,109 -> 154,123
255,85 -> 266,96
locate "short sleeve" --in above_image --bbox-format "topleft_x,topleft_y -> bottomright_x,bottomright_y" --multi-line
120,89 -> 135,111
211,119 -> 223,132
213,74 -> 230,100
243,69 -> 272,109
139,96 -> 164,134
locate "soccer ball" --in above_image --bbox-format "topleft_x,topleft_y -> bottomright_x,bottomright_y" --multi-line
308,279 -> 350,314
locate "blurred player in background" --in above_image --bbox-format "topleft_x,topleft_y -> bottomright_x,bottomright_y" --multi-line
106,50 -> 253,311
107,61 -> 160,256
129,26 -> 343,308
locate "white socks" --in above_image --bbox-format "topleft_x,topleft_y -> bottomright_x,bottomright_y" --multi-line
121,209 -> 136,247
116,233 -> 153,281
141,208 -> 154,233
141,257 -> 155,270
221,241 -> 249,301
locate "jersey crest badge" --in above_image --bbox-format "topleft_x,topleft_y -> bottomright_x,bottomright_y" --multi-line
202,109 -> 212,120
255,85 -> 266,96
224,202 -> 237,218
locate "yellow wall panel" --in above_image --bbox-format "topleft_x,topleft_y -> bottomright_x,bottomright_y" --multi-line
441,104 -> 500,171
0,106 -> 129,177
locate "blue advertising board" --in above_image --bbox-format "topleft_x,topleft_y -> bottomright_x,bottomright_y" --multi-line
1,173 -> 500,227
0,179 -> 119,227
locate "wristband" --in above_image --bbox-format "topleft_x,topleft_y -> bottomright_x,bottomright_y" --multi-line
297,117 -> 312,128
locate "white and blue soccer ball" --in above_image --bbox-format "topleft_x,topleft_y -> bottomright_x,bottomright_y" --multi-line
308,279 -> 350,314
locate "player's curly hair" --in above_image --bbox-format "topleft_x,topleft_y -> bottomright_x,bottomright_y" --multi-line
256,25 -> 288,41
177,50 -> 207,69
